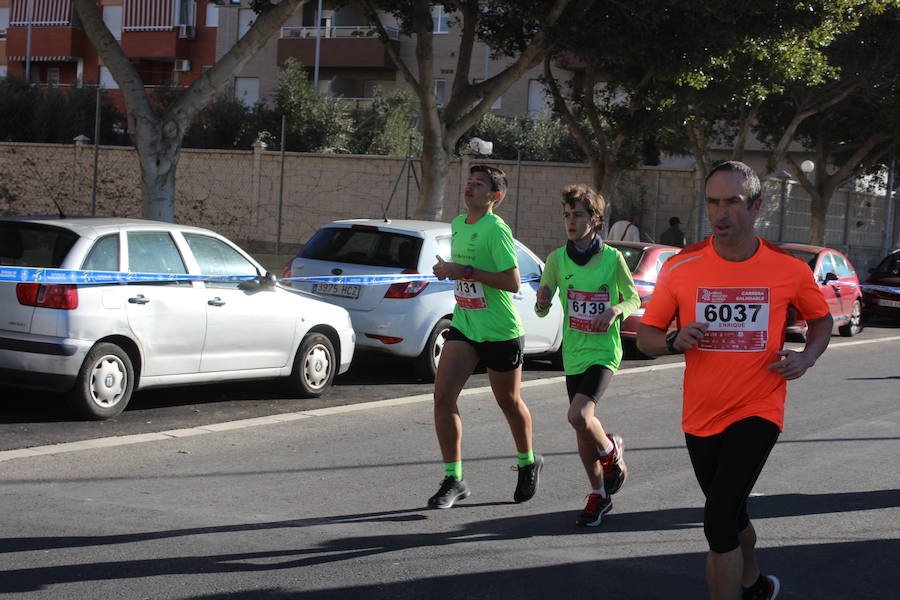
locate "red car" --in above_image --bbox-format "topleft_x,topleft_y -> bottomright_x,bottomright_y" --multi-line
861,249 -> 900,322
778,243 -> 864,338
605,241 -> 681,349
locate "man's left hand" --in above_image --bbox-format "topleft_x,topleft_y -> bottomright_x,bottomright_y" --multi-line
767,349 -> 816,380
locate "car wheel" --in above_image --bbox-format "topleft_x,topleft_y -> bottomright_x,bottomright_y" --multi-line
291,332 -> 336,397
838,299 -> 863,337
66,342 -> 134,420
415,318 -> 452,382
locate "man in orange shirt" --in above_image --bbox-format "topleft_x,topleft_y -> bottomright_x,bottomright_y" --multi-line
637,161 -> 832,600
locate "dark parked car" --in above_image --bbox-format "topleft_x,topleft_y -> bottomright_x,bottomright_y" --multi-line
778,243 -> 863,339
860,249 -> 900,322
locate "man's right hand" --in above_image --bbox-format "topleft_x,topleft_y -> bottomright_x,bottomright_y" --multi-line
673,322 -> 709,352
536,285 -> 552,309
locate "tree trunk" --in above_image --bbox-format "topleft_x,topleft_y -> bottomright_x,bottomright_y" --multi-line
415,129 -> 451,221
808,192 -> 828,245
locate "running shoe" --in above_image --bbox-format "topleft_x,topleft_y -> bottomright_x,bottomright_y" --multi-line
427,476 -> 470,509
575,492 -> 613,527
743,574 -> 781,600
599,433 -> 627,495
513,454 -> 544,503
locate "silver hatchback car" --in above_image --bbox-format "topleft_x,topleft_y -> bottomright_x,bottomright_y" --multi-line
0,216 -> 355,419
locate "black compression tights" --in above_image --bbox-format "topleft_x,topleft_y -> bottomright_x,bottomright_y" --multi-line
685,416 -> 780,553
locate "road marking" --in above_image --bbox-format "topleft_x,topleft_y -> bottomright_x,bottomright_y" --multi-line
2,335 -> 898,463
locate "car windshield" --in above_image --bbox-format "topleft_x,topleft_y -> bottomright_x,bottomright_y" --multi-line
301,227 -> 422,269
782,248 -> 818,270
0,222 -> 79,267
608,245 -> 643,272
873,253 -> 900,277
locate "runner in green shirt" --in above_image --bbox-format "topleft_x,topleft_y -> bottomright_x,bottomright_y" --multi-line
536,184 -> 639,526
428,165 -> 542,509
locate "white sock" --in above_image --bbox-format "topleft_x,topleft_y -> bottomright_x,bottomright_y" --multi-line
597,440 -> 614,456
592,488 -> 608,499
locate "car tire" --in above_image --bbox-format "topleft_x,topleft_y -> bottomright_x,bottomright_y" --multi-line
838,299 -> 863,337
415,318 -> 452,382
290,332 -> 336,397
66,342 -> 135,420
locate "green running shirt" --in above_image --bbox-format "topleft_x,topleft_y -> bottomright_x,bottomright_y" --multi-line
536,243 -> 639,374
450,212 -> 524,342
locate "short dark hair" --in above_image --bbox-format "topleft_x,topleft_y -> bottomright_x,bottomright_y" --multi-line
669,216 -> 681,227
705,161 -> 761,205
470,164 -> 508,196
561,184 -> 606,232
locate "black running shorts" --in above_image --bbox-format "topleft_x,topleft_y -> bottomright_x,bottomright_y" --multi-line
445,327 -> 524,372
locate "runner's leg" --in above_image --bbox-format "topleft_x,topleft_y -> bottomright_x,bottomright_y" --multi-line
488,365 -> 531,453
433,339 -> 479,463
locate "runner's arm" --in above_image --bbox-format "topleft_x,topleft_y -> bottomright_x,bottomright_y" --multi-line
470,265 -> 521,293
637,322 -> 708,356
535,252 -> 559,317
614,253 -> 640,319
767,313 -> 832,380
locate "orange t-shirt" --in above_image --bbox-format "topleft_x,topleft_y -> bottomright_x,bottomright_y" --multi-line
642,237 -> 829,436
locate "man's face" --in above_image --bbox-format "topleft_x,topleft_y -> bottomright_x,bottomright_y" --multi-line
464,171 -> 498,212
705,170 -> 760,245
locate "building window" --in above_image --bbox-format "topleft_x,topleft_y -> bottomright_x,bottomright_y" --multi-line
103,5 -> 123,40
434,79 -> 446,107
0,7 -> 9,39
205,3 -> 218,27
527,79 -> 551,117
235,77 -> 260,107
431,5 -> 449,33
0,66 -> 7,78
474,79 -> 501,109
47,68 -> 61,86
100,67 -> 119,89
238,8 -> 254,39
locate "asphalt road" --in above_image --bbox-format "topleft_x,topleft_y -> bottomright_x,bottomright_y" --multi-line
1,325 -> 898,599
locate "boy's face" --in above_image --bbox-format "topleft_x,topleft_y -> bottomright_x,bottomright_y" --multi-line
563,199 -> 597,243
465,171 -> 499,213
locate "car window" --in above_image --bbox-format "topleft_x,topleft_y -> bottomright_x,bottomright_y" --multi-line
515,243 -> 541,279
300,227 -> 422,269
0,222 -> 79,267
831,253 -> 853,279
781,248 -> 818,270
127,231 -> 188,285
82,234 -> 120,272
873,253 -> 900,276
816,252 -> 837,280
612,245 -> 643,272
184,233 -> 258,288
654,251 -> 676,274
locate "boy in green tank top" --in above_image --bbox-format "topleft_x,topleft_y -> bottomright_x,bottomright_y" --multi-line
536,184 -> 639,526
427,165 -> 542,509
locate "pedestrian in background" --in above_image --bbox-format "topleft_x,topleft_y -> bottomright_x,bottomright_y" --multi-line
637,161 -> 832,600
429,164 -> 543,509
608,215 -> 641,242
535,184 -> 637,526
660,215 -> 686,247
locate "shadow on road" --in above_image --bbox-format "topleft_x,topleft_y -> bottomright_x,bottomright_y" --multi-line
1,489 -> 896,597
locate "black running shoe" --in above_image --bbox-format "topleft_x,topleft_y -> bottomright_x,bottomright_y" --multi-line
575,492 -> 613,527
513,454 -> 544,503
427,476 -> 470,509
743,574 -> 780,600
599,433 -> 627,495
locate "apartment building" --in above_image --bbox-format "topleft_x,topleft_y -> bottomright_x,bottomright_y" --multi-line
2,0 -> 218,104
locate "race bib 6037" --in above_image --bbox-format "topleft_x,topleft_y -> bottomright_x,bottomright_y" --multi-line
696,287 -> 770,352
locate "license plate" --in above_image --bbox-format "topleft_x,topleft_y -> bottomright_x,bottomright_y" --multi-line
314,283 -> 360,299
877,298 -> 900,308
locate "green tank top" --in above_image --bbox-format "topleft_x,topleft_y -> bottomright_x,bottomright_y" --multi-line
450,212 -> 524,342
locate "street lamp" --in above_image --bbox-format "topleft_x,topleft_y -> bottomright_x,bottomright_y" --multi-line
468,137 -> 492,155
801,160 -> 815,175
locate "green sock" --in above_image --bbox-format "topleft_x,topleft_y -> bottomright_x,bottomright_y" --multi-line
517,450 -> 535,467
444,461 -> 462,481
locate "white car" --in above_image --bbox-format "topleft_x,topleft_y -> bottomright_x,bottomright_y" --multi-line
0,216 -> 355,419
285,219 -> 563,379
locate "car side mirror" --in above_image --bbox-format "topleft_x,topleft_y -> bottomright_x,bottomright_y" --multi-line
824,272 -> 838,282
262,272 -> 277,289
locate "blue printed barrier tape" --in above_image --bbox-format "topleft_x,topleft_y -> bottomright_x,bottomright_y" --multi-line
0,266 -> 540,286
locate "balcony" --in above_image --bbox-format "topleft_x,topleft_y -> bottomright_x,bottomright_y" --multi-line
120,29 -> 194,60
5,25 -> 86,61
277,25 -> 398,70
